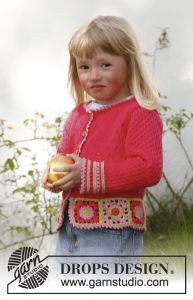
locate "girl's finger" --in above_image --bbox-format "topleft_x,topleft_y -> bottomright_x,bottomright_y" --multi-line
59,180 -> 74,191
42,167 -> 49,184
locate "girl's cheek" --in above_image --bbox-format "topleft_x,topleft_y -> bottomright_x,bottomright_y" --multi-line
79,77 -> 89,90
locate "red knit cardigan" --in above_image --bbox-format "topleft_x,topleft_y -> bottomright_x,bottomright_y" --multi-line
56,97 -> 163,230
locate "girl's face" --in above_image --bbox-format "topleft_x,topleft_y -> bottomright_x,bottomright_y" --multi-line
76,49 -> 130,104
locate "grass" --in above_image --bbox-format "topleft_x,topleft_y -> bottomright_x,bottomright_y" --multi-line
144,226 -> 193,255
143,204 -> 193,277
144,203 -> 193,255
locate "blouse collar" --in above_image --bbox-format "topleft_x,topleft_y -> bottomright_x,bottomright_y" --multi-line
83,95 -> 134,113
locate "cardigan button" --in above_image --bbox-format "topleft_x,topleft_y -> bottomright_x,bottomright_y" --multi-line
82,131 -> 87,137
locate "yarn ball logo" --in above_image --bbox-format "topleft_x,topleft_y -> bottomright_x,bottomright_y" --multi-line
7,247 -> 49,289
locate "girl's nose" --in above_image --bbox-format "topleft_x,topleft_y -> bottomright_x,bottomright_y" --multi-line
89,68 -> 101,80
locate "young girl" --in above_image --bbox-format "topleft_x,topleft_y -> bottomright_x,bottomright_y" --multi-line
42,16 -> 163,259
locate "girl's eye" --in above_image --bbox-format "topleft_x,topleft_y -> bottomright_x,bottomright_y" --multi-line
78,65 -> 89,70
101,63 -> 112,68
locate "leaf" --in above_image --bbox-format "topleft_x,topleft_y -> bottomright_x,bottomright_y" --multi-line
28,170 -> 34,176
23,119 -> 30,126
6,158 -> 15,170
21,147 -> 31,152
15,226 -> 25,233
161,105 -> 171,112
13,187 -> 26,194
16,149 -> 22,156
5,140 -> 15,148
55,117 -> 62,124
142,52 -> 152,57
46,206 -> 57,216
14,226 -> 32,235
26,200 -> 34,205
32,206 -> 39,213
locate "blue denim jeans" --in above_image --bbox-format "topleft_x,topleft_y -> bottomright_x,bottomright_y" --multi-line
51,205 -> 144,280
55,204 -> 144,262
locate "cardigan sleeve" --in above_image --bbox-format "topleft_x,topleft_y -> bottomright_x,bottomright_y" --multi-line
57,110 -> 75,155
79,108 -> 163,194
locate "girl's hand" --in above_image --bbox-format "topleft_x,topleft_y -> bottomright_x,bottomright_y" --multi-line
41,166 -> 62,193
52,153 -> 82,192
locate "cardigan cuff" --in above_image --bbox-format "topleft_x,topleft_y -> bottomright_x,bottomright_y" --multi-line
79,158 -> 105,194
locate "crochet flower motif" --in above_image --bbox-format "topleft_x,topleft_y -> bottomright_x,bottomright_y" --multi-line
79,206 -> 94,220
74,200 -> 99,223
130,201 -> 144,224
103,199 -> 129,225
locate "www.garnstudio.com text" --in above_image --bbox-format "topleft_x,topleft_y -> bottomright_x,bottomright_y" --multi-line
60,277 -> 168,289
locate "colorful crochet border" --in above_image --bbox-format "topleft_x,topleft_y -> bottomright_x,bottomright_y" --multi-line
68,197 -> 146,230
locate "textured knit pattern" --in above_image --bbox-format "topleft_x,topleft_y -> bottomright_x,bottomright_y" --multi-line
56,97 -> 163,230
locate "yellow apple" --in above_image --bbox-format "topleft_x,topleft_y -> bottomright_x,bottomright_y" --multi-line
47,154 -> 74,183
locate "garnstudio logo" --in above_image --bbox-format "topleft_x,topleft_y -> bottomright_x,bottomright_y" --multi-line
7,247 -> 49,289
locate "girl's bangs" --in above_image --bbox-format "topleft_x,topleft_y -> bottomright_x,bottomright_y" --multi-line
70,28 -> 115,58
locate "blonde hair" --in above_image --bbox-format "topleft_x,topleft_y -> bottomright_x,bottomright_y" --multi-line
68,16 -> 159,110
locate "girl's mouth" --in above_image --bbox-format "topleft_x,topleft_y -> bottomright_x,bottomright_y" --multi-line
91,85 -> 105,89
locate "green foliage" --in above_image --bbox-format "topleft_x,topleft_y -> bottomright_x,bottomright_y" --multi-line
164,108 -> 193,138
145,104 -> 193,253
0,113 -> 66,249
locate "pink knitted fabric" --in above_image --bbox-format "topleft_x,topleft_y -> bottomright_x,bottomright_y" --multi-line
56,97 -> 163,230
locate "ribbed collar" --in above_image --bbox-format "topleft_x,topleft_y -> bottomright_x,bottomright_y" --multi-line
83,95 -> 134,113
